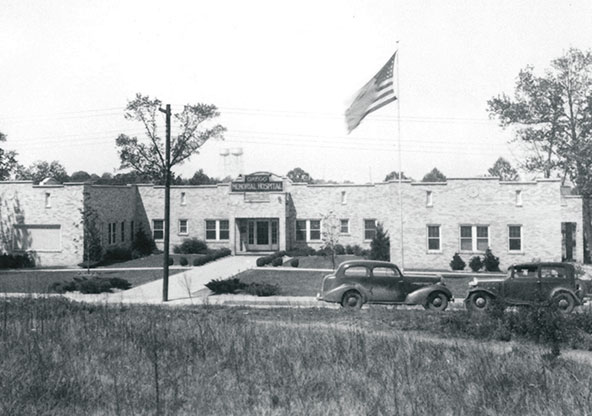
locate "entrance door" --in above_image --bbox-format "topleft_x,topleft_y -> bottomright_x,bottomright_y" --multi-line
246,219 -> 279,251
562,222 -> 577,261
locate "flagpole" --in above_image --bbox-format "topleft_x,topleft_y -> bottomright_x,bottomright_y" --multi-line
396,41 -> 404,271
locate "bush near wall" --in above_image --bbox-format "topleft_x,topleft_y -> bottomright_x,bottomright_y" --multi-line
450,253 -> 466,271
469,256 -> 483,272
173,238 -> 208,254
192,248 -> 231,267
0,253 -> 35,269
256,251 -> 286,267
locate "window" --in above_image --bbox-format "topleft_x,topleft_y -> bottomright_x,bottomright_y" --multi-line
206,220 -> 217,240
508,225 -> 522,251
364,219 -> 377,240
309,220 -> 321,241
205,220 -> 229,241
296,220 -> 307,241
153,220 -> 164,240
179,219 -> 188,235
373,267 -> 400,278
541,266 -> 566,279
130,221 -> 135,241
121,221 -> 125,242
108,222 -> 117,245
427,225 -> 440,251
515,190 -> 523,207
512,265 -> 537,279
460,225 -> 489,252
340,219 -> 349,234
344,266 -> 369,278
44,192 -> 51,208
295,219 -> 321,242
219,220 -> 229,240
426,191 -> 433,207
341,191 -> 347,204
180,192 -> 186,206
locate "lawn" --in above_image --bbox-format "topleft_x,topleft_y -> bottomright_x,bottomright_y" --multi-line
234,268 -> 474,299
0,269 -> 184,293
282,254 -> 363,269
1,298 -> 591,415
101,253 -> 202,268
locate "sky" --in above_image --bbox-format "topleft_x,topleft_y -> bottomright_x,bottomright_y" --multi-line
1,0 -> 592,183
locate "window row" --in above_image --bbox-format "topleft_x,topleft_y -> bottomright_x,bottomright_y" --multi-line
426,224 -> 522,253
152,219 -> 229,241
106,221 -> 135,245
295,219 -> 377,242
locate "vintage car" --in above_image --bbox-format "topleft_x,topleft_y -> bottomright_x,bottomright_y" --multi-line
316,260 -> 453,310
465,262 -> 585,313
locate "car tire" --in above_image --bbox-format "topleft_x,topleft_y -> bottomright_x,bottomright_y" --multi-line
341,291 -> 363,310
552,292 -> 575,314
466,292 -> 493,313
424,292 -> 448,311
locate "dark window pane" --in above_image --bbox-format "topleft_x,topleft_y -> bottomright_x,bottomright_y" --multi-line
428,239 -> 440,250
509,238 -> 521,251
477,226 -> 488,238
428,226 -> 439,238
460,226 -> 472,238
509,226 -> 521,238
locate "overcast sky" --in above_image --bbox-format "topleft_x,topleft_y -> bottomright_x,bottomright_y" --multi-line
1,0 -> 592,183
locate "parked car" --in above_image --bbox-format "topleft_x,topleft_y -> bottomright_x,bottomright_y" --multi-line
316,260 -> 453,310
464,262 -> 585,313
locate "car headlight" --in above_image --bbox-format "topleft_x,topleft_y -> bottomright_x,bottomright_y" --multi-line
469,278 -> 477,287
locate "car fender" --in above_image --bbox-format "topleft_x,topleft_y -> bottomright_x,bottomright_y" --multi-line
548,287 -> 582,305
405,285 -> 453,305
323,283 -> 371,303
464,288 -> 498,302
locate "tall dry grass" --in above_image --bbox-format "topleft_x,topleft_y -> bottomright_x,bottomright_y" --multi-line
0,297 -> 591,415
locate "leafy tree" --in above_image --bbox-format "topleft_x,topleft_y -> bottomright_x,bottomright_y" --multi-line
320,211 -> 341,269
70,171 -> 92,182
81,191 -> 103,271
488,48 -> 592,261
384,171 -> 409,182
422,167 -> 446,182
369,222 -> 390,261
18,160 -> 69,184
0,148 -> 19,181
287,167 -> 313,183
188,168 -> 217,185
115,93 -> 226,184
488,157 -> 519,181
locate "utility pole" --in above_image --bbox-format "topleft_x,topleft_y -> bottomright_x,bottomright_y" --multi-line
159,104 -> 171,302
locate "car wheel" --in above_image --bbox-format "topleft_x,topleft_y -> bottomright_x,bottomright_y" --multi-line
341,291 -> 363,310
552,292 -> 575,314
467,292 -> 493,313
424,292 -> 448,311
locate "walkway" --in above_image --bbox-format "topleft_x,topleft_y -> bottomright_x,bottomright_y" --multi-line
64,255 -> 259,305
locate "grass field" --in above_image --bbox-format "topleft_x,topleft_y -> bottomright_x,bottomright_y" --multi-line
1,298 -> 591,415
0,269 -> 185,293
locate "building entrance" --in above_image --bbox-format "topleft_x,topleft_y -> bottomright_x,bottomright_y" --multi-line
238,218 -> 279,252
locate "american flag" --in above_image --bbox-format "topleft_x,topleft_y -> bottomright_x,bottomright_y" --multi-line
345,51 -> 397,133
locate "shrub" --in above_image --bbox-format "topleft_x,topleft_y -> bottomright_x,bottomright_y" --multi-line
345,244 -> 354,255
290,258 -> 299,267
50,274 -> 131,294
370,223 -> 390,261
334,244 -> 345,255
103,247 -> 132,262
0,253 -> 35,269
469,256 -> 483,272
483,248 -> 501,271
271,257 -> 283,267
256,257 -> 267,267
168,257 -> 174,266
244,282 -> 280,296
449,252 -> 466,271
191,248 -> 231,267
132,230 -> 156,255
179,257 -> 188,266
352,245 -> 363,256
193,257 -> 208,266
175,238 -> 208,254
205,278 -> 246,294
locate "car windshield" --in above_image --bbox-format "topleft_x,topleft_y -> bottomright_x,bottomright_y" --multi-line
510,265 -> 537,279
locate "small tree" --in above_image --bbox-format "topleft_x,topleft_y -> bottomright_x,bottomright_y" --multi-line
483,248 -> 501,271
450,253 -> 466,270
422,167 -> 447,182
81,192 -> 103,272
488,157 -> 519,181
321,211 -> 341,269
287,167 -> 313,183
370,222 -> 390,261
0,132 -> 20,180
384,171 -> 409,182
469,256 -> 483,272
